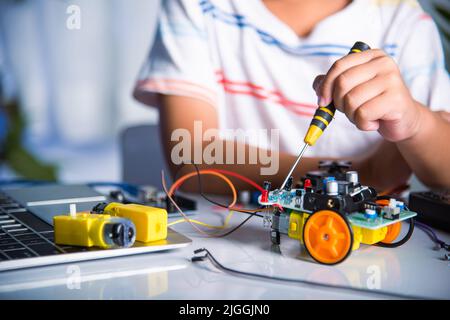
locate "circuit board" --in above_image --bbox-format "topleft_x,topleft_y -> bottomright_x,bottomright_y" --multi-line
260,189 -> 417,230
263,189 -> 309,211
348,210 -> 417,229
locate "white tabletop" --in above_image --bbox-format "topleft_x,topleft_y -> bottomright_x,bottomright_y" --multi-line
0,195 -> 449,299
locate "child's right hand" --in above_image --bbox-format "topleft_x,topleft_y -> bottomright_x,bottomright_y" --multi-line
312,49 -> 422,143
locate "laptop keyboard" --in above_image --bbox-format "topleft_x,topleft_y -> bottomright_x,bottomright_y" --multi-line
0,192 -> 86,261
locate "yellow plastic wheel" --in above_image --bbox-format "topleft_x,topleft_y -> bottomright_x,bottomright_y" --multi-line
303,210 -> 353,265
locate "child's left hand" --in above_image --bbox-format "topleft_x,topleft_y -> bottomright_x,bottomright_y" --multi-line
313,49 -> 422,142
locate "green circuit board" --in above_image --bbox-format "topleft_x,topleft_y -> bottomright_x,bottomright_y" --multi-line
348,210 -> 417,230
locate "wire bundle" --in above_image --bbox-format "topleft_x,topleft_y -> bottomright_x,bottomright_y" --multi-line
162,165 -> 265,237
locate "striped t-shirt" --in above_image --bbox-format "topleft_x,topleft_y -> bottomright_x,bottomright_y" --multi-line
134,0 -> 450,158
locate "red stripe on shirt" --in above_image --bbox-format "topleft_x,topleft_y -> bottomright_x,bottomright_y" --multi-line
136,78 -> 217,107
215,70 -> 316,117
419,13 -> 432,20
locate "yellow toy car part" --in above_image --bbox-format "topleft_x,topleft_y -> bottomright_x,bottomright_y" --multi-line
92,202 -> 167,243
54,212 -> 136,249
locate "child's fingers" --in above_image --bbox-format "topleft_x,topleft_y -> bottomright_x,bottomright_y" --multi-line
332,56 -> 395,111
317,49 -> 385,106
312,75 -> 325,94
340,74 -> 392,122
353,93 -> 393,131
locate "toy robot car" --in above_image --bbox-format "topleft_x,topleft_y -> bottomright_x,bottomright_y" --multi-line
259,161 -> 417,265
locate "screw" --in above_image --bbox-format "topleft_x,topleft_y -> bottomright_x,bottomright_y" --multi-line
327,199 -> 334,208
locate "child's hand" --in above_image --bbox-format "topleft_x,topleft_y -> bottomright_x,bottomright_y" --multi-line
313,49 -> 422,142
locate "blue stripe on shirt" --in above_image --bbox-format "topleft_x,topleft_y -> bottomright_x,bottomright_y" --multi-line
199,0 -> 398,57
160,20 -> 208,40
402,59 -> 447,85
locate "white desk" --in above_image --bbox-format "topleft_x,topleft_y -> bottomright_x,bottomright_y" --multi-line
0,196 -> 449,299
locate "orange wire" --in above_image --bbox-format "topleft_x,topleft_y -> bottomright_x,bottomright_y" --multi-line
162,171 -> 269,237
168,170 -> 237,208
169,169 -> 262,213
163,171 -> 265,237
169,169 -> 264,196
162,172 -> 224,237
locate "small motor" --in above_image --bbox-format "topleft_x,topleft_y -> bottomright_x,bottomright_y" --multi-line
92,202 -> 168,243
54,204 -> 136,248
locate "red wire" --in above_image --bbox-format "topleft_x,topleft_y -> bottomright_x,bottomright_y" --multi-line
208,169 -> 264,192
170,168 -> 264,195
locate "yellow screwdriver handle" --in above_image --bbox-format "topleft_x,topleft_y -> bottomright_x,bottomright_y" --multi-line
304,41 -> 371,146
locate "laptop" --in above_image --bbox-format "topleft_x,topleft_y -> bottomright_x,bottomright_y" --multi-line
0,184 -> 191,272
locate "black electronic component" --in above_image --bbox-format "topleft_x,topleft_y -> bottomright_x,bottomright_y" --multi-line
409,191 -> 450,232
351,187 -> 377,203
166,194 -> 197,213
337,181 -> 351,195
303,192 -> 346,213
383,211 -> 400,220
271,230 -> 281,245
364,201 -> 377,210
284,176 -> 293,191
304,161 -> 354,192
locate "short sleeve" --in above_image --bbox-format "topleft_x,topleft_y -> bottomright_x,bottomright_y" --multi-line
396,9 -> 450,112
133,0 -> 218,108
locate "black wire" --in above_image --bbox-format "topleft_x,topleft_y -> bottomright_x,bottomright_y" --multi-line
372,197 -> 415,248
375,218 -> 415,248
187,163 -> 265,237
174,162 -> 264,218
192,248 -> 431,300
171,163 -> 226,208
170,162 -> 265,237
216,214 -> 254,237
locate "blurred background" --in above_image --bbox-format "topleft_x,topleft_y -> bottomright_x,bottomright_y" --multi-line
0,0 -> 161,183
0,0 -> 448,185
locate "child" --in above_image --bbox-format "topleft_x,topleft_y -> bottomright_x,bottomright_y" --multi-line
134,0 -> 450,192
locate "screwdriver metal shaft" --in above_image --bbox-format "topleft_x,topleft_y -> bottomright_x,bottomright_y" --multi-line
280,143 -> 308,190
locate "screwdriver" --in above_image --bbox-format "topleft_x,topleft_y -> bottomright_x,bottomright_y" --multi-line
280,41 -> 371,190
